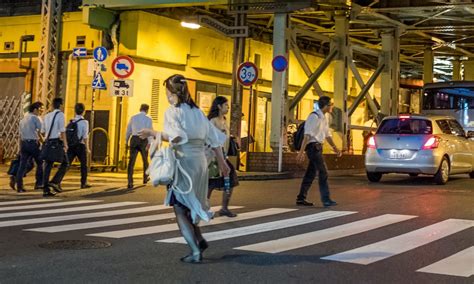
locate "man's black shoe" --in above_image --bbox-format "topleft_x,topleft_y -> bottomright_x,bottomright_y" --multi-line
323,200 -> 337,207
34,184 -> 44,190
127,185 -> 134,191
81,184 -> 92,189
43,191 -> 56,197
17,188 -> 26,193
49,183 -> 63,193
296,200 -> 314,206
9,176 -> 16,191
143,176 -> 150,184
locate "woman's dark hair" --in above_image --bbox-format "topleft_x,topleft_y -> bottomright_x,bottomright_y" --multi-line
164,74 -> 198,109
207,96 -> 228,120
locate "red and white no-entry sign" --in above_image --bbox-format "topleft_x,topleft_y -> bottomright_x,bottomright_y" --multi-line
111,56 -> 135,79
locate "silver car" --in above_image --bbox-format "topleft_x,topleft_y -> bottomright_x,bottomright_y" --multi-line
365,115 -> 474,184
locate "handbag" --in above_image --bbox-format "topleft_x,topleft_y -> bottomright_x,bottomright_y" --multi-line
40,112 -> 64,163
227,136 -> 239,156
148,133 -> 192,194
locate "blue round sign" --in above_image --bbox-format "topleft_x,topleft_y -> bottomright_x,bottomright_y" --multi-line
272,55 -> 288,72
93,46 -> 108,62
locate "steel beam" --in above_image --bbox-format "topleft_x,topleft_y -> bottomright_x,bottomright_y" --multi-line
289,38 -> 324,98
380,29 -> 400,116
82,0 -> 226,9
289,48 -> 337,110
423,46 -> 434,84
453,58 -> 461,80
348,53 -> 380,119
36,0 -> 62,109
348,62 -> 384,117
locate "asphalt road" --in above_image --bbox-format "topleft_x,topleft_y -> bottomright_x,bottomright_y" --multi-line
0,173 -> 473,283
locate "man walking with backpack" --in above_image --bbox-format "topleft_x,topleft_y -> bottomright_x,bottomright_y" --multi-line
53,103 -> 91,189
296,96 -> 342,207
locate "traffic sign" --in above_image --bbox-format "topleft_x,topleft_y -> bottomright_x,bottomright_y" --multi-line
237,62 -> 259,86
93,46 -> 108,62
72,47 -> 87,58
272,55 -> 288,72
92,72 -> 107,90
110,79 -> 134,97
111,56 -> 135,79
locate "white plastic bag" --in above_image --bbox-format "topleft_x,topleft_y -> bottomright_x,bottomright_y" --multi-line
148,133 -> 193,194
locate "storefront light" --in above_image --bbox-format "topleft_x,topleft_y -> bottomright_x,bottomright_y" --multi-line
181,21 -> 201,29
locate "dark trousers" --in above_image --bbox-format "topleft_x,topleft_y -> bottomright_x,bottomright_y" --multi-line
127,136 -> 149,187
43,149 -> 68,193
53,144 -> 88,186
297,142 -> 331,202
16,140 -> 43,189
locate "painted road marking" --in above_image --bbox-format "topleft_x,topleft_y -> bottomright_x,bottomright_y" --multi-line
417,246 -> 474,277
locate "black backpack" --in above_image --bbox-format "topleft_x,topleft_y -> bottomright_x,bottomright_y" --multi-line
66,119 -> 84,147
293,112 -> 318,151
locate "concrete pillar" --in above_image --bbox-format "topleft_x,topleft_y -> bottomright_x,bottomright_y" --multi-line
380,29 -> 400,116
463,59 -> 474,81
452,58 -> 461,81
332,14 -> 349,150
270,13 -> 289,151
423,46 -> 434,84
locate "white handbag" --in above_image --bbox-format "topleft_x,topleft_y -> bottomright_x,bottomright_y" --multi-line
148,133 -> 192,194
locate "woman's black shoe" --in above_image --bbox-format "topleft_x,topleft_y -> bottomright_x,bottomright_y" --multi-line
199,240 -> 208,253
43,191 -> 56,197
296,200 -> 314,206
180,253 -> 202,264
218,209 -> 237,217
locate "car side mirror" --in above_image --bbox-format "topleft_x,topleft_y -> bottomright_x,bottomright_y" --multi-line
467,131 -> 474,140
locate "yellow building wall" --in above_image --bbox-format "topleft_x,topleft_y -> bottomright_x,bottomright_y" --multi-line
0,10 -> 381,161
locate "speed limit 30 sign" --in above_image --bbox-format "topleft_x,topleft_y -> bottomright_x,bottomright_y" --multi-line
237,62 -> 259,86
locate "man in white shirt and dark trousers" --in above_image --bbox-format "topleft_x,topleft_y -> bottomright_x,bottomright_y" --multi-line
41,98 -> 68,197
16,102 -> 44,193
126,104 -> 152,190
53,103 -> 91,189
296,96 -> 342,207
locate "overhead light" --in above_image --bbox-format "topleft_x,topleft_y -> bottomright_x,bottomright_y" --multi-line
181,21 -> 200,29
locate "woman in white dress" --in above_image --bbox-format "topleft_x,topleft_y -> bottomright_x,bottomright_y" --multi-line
139,74 -> 230,263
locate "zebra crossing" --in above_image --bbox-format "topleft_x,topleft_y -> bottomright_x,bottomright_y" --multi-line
0,198 -> 472,278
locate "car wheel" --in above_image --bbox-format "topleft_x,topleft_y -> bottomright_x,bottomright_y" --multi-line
409,173 -> 419,177
367,172 -> 382,182
434,157 -> 449,185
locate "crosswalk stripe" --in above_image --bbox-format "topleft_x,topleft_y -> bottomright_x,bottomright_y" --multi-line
235,214 -> 416,253
158,210 -> 357,245
0,200 -> 101,212
25,206 -> 243,233
87,208 -> 296,239
0,204 -> 167,228
321,219 -> 474,265
0,201 -> 145,219
417,246 -> 474,277
0,199 -> 61,206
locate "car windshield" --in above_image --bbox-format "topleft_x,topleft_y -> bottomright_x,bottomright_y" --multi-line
377,118 -> 433,134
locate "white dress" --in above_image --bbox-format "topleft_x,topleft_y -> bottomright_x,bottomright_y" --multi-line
163,104 -> 226,224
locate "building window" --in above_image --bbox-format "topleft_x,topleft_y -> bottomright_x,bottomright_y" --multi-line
151,79 -> 160,122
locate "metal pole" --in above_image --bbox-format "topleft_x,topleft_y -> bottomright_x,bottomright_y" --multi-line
75,57 -> 80,104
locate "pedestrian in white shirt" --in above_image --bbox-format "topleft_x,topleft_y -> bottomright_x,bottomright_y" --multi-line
296,96 -> 342,207
53,103 -> 91,189
41,98 -> 68,197
125,104 -> 153,190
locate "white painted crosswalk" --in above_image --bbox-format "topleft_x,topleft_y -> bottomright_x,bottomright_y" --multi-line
88,208 -> 296,239
158,210 -> 356,244
236,214 -> 417,253
321,219 -> 474,265
0,197 -> 472,278
417,246 -> 474,277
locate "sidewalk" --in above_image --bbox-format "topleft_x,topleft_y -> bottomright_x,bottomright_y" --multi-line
0,164 -> 363,198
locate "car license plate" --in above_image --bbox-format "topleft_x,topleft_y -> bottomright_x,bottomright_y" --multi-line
389,150 -> 409,159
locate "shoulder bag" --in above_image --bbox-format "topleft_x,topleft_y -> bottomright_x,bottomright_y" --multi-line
40,112 -> 64,163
